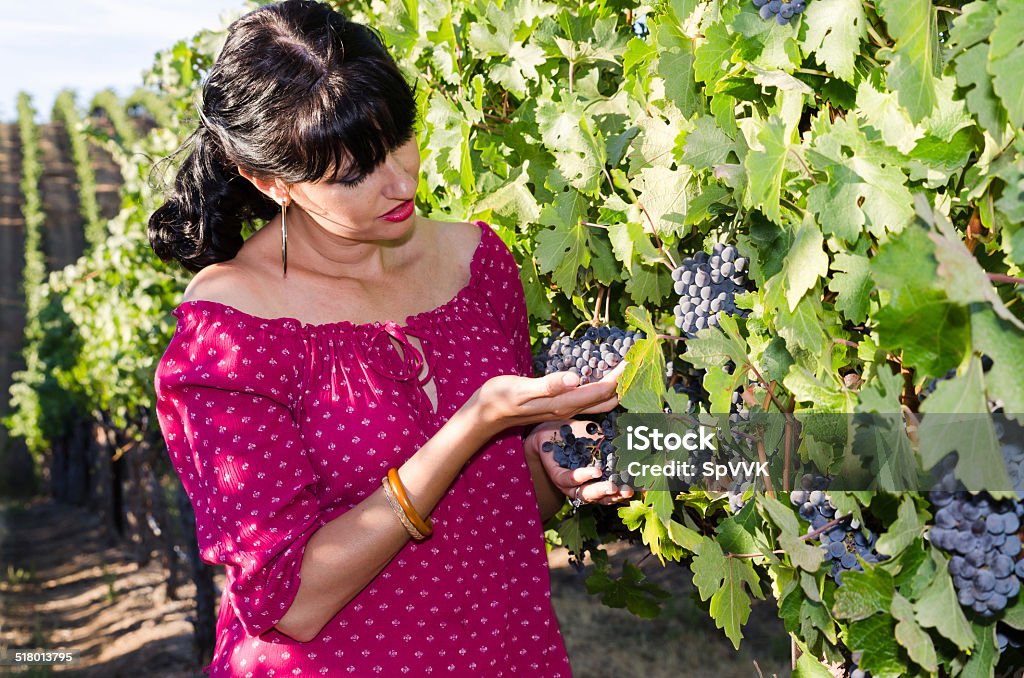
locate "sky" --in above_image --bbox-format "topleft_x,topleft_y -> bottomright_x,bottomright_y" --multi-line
0,0 -> 250,121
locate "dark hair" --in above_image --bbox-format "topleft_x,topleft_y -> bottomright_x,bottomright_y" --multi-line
149,0 -> 419,272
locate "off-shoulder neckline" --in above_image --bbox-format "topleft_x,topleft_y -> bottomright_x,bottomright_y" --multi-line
174,219 -> 492,333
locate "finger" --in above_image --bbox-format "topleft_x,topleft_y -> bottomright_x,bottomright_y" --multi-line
577,394 -> 620,415
549,371 -> 581,391
581,480 -> 622,502
548,378 -> 619,412
598,360 -> 628,384
570,466 -> 603,485
535,451 -> 596,489
596,486 -> 635,505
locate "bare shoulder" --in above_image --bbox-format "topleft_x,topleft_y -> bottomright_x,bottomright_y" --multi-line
180,260 -> 267,315
430,219 -> 483,260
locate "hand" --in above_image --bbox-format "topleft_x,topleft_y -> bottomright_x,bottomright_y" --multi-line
471,362 -> 626,437
526,419 -> 635,507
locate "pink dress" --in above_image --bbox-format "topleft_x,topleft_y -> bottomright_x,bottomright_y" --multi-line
154,220 -> 573,677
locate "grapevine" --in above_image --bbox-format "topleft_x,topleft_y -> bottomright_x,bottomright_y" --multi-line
3,0 -> 1024,675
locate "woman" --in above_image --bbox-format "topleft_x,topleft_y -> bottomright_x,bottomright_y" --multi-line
148,1 -> 631,676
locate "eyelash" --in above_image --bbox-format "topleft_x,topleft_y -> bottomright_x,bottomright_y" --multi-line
339,174 -> 368,187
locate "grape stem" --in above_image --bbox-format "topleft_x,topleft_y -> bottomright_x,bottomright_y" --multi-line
864,19 -> 890,49
746,362 -> 789,414
965,206 -> 983,254
727,549 -> 786,559
802,513 -> 854,542
583,220 -> 675,271
987,273 -> 1024,286
795,67 -> 832,79
756,438 -> 776,498
788,149 -> 818,185
604,284 -> 611,324
782,395 -> 797,493
832,338 -> 858,348
591,286 -> 605,326
902,405 -> 920,446
900,363 -> 920,412
637,201 -> 679,269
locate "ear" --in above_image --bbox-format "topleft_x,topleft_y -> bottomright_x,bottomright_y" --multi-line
237,166 -> 291,205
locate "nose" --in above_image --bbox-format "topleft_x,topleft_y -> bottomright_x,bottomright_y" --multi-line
383,150 -> 416,195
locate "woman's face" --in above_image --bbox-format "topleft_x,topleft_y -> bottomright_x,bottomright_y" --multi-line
287,134 -> 420,241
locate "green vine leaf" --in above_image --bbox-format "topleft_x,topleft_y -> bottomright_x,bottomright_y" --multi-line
876,0 -> 939,123
828,252 -> 873,324
781,215 -> 829,312
534,193 -> 590,293
802,0 -> 866,82
913,551 -> 975,652
744,116 -> 789,224
919,355 -> 1013,495
970,307 -> 1024,413
960,623 -> 999,678
833,566 -> 896,623
874,496 -> 921,557
989,0 -> 1024,130
846,613 -> 906,678
758,496 -> 825,573
690,537 -> 762,650
620,306 -> 665,413
536,94 -> 607,195
891,593 -> 938,673
681,116 -> 735,170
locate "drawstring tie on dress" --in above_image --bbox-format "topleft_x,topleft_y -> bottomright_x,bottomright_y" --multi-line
364,321 -> 432,386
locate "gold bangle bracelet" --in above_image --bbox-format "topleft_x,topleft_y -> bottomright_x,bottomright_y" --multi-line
387,468 -> 433,537
381,476 -> 425,540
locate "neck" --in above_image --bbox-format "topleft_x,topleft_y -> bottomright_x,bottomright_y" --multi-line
277,204 -> 420,282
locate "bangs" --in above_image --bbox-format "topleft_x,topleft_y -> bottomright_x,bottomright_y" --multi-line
285,58 -> 419,184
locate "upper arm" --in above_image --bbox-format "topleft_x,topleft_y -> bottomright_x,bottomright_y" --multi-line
155,309 -> 319,641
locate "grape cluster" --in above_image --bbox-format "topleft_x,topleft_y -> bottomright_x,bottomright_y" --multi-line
533,326 -> 642,385
671,244 -> 749,338
928,455 -> 1024,618
544,413 -> 631,490
752,0 -> 808,25
792,474 -> 885,584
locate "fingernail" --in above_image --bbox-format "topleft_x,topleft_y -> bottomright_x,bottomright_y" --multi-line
562,373 -> 577,386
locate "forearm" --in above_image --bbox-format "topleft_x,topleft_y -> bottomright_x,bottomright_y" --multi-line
526,448 -> 567,522
523,420 -> 574,522
274,396 -> 496,642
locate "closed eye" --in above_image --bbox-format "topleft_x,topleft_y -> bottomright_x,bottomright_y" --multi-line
338,174 -> 369,187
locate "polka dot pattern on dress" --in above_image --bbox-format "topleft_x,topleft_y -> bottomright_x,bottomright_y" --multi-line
154,221 -> 573,677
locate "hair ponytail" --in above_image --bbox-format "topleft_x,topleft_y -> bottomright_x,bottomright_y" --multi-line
149,126 -> 275,273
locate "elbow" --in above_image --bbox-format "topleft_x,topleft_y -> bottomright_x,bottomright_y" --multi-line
272,612 -> 320,643
272,588 -> 360,643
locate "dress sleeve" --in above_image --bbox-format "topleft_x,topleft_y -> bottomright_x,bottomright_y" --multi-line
154,304 -> 320,641
477,223 -> 534,378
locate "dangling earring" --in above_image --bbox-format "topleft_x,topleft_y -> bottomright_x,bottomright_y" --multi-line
280,199 -> 288,278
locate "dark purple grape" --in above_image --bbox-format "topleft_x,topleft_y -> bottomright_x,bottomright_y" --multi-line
672,244 -> 750,338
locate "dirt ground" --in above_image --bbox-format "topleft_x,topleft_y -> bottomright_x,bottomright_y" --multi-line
0,497 -> 791,678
